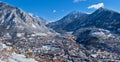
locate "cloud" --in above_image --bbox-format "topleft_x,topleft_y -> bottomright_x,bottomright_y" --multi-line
73,0 -> 86,3
53,10 -> 57,13
88,3 -> 104,9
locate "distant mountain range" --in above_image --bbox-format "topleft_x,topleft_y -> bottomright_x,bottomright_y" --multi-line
47,7 -> 120,34
47,7 -> 120,47
47,11 -> 88,33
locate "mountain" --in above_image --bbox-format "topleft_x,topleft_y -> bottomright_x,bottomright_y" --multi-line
62,7 -> 120,44
0,2 -> 88,62
47,8 -> 120,34
0,2 -> 54,36
76,8 -> 120,33
1,2 -> 120,62
46,11 -> 88,33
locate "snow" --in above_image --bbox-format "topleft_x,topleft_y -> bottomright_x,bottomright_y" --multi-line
74,15 -> 78,18
28,13 -> 33,17
37,33 -> 47,36
41,45 -> 61,53
0,43 -> 7,49
1,20 -> 4,24
32,24 -> 37,28
6,25 -> 10,29
16,33 -> 25,37
16,26 -> 24,31
91,54 -> 98,58
9,54 -> 37,62
31,33 -> 47,37
41,45 -> 51,51
0,59 -> 5,62
90,29 -> 112,39
91,32 -> 106,37
3,33 -> 12,39
66,32 -> 73,34
0,43 -> 37,62
8,58 -> 17,62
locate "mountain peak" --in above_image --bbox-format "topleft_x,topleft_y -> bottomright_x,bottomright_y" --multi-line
0,1 -> 53,35
0,1 -> 7,6
69,10 -> 80,14
68,10 -> 87,16
63,10 -> 87,19
0,1 -> 17,10
97,7 -> 111,11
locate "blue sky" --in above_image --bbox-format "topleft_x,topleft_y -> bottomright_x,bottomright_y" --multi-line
0,0 -> 120,21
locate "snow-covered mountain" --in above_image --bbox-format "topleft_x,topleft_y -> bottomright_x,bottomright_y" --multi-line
78,8 -> 120,33
47,8 -> 120,34
1,1 -> 120,62
0,2 -> 54,36
47,11 -> 88,33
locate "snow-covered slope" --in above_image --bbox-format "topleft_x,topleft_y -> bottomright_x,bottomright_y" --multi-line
0,42 -> 37,62
47,11 -> 88,33
0,2 -> 54,36
8,54 -> 37,62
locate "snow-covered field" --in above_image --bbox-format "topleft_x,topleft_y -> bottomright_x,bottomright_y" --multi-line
0,43 -> 37,62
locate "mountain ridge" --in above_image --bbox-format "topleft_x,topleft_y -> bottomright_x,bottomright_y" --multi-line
47,10 -> 88,33
0,2 -> 55,36
47,7 -> 120,34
